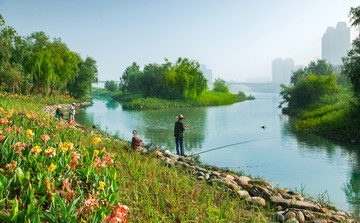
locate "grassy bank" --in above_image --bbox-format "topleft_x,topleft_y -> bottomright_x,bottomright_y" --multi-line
0,92 -> 273,222
92,87 -> 121,100
121,91 -> 254,110
285,88 -> 360,142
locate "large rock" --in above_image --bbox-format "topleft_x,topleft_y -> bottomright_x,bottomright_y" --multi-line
296,211 -> 305,223
284,212 -> 296,221
248,197 -> 266,207
234,176 -> 251,189
273,212 -> 285,223
248,185 -> 273,199
237,190 -> 250,200
212,166 -> 221,171
248,179 -> 271,186
211,171 -> 220,177
270,196 -> 321,211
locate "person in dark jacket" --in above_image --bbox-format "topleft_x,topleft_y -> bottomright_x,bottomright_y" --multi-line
174,114 -> 188,156
55,106 -> 64,119
131,130 -> 143,151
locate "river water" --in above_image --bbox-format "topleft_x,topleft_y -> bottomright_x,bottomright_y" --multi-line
76,88 -> 360,217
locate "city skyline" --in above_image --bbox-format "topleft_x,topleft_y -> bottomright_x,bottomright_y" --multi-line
0,0 -> 358,82
322,22 -> 351,66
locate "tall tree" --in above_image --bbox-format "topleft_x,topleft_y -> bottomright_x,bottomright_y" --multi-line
165,57 -> 207,99
67,56 -> 98,98
343,6 -> 360,101
213,78 -> 229,93
119,62 -> 142,93
0,14 -> 23,93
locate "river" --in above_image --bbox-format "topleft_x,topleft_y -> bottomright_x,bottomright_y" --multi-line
76,88 -> 360,217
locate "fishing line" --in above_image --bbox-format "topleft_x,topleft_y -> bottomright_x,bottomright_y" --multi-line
191,137 -> 274,156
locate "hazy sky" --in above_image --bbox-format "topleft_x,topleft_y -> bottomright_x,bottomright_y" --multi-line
1,0 -> 358,82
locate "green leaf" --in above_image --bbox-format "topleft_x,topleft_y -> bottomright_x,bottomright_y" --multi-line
5,175 -> 14,190
108,191 -> 118,204
0,173 -> 8,189
26,203 -> 35,217
66,197 -> 80,216
40,211 -> 56,223
55,195 -> 67,220
36,195 -> 47,208
19,171 -> 30,186
0,212 -> 11,222
9,198 -> 19,221
32,213 -> 41,223
15,167 -> 24,177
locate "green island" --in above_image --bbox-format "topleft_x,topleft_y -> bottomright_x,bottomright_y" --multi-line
100,60 -> 255,110
1,7 -> 360,222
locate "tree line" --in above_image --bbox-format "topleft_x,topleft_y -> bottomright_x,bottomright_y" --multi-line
118,58 -> 208,100
0,14 -> 98,98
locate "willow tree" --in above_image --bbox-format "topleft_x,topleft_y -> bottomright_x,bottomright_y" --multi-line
165,57 -> 207,100
0,14 -> 24,93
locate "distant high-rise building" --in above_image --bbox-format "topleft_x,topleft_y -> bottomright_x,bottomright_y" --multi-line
272,58 -> 294,84
322,22 -> 350,66
200,64 -> 213,82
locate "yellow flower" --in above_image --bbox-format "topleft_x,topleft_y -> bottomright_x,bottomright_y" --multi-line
58,142 -> 63,149
26,114 -> 32,119
31,145 -> 41,153
102,147 -> 106,153
61,146 -> 68,153
98,181 -> 105,190
65,142 -> 74,150
49,163 -> 56,171
45,147 -> 56,157
25,129 -> 34,139
94,150 -> 99,156
93,137 -> 101,144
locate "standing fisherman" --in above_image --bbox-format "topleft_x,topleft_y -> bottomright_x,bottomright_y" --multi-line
69,103 -> 76,123
174,114 -> 188,156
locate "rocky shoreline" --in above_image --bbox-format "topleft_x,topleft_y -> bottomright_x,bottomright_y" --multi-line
41,103 -> 358,223
146,148 -> 358,223
42,102 -> 92,118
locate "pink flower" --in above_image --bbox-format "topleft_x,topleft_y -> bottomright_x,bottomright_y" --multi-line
103,203 -> 129,223
0,135 -> 5,141
85,198 -> 99,207
41,134 -> 50,142
15,147 -> 25,154
70,152 -> 80,169
63,178 -> 70,191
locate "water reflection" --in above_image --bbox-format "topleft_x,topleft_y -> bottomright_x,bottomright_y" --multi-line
105,100 -> 120,110
281,115 -> 360,218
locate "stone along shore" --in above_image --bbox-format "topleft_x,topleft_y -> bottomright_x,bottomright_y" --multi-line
151,149 -> 358,223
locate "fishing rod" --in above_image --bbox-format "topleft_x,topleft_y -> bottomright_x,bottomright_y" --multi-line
191,137 -> 273,156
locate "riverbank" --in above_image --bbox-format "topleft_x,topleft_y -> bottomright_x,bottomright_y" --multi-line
0,93 -> 357,222
282,88 -> 360,144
